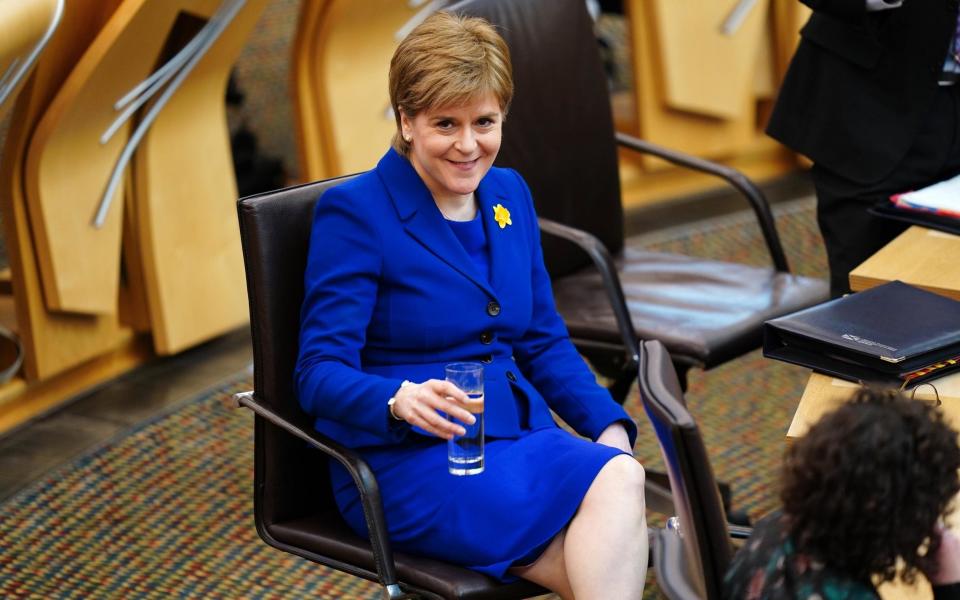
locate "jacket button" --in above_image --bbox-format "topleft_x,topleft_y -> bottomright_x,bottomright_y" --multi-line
479,331 -> 493,344
480,355 -> 493,364
506,371 -> 517,382
486,301 -> 501,316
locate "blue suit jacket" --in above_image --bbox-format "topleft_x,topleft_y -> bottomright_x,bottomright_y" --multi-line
295,149 -> 636,448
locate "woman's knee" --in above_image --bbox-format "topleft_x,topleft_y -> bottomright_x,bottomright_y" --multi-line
585,455 -> 646,507
609,454 -> 645,488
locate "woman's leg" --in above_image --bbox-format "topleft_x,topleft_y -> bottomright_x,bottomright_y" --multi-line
565,455 -> 647,598
510,528 -> 574,599
511,455 -> 648,599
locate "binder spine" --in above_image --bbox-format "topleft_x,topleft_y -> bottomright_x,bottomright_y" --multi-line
903,356 -> 960,384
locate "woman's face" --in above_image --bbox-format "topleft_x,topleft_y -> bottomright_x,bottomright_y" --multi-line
400,94 -> 503,206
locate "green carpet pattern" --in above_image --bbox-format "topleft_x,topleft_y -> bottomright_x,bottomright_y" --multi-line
0,198 -> 827,598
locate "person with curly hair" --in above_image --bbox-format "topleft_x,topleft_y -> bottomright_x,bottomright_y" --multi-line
723,387 -> 960,599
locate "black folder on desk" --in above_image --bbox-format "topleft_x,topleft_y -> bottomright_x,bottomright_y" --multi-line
763,281 -> 960,385
869,201 -> 960,236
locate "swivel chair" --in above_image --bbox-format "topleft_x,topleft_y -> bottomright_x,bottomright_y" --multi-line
638,339 -> 752,600
233,178 -> 547,599
453,0 -> 829,399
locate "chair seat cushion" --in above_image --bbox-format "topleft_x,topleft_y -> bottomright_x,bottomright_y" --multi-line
267,514 -> 547,600
552,248 -> 829,368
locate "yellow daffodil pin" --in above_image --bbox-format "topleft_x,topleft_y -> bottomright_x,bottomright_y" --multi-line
493,203 -> 512,229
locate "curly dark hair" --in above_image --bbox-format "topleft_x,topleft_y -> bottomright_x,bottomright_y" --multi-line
782,387 -> 960,585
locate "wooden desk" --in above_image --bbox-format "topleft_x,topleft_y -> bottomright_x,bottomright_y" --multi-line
789,371 -> 960,599
849,226 -> 960,300
788,372 -> 960,440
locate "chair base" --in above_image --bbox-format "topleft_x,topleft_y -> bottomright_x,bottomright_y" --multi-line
263,516 -> 549,600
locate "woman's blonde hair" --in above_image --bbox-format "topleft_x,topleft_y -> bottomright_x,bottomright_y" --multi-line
388,11 -> 513,156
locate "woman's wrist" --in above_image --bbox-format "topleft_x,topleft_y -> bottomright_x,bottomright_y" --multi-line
596,421 -> 631,452
388,380 -> 414,420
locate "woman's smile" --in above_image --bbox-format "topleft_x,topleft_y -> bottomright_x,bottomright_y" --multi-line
448,157 -> 479,170
400,94 -> 503,207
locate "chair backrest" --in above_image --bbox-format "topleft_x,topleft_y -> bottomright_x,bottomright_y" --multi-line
236,175 -> 356,528
451,0 -> 624,278
638,339 -> 733,600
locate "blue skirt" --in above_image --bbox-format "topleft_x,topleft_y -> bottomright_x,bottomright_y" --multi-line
329,426 -> 626,581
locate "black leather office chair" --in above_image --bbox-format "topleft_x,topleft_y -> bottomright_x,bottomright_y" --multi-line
638,339 -> 752,600
453,0 -> 829,399
232,178 -> 547,599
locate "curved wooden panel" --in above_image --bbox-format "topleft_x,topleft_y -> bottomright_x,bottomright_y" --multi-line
0,0 -> 57,60
24,0 -> 210,315
133,0 -> 266,354
0,0 -> 60,114
292,0 -> 420,181
291,0 -> 334,180
0,0 -> 129,380
772,0 -> 809,76
629,0 -> 757,166
651,0 -> 769,120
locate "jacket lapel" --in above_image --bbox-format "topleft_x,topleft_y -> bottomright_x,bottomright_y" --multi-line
476,174 -> 515,296
376,149 -> 495,297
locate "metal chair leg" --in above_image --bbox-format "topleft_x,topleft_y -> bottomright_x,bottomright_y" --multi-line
607,371 -> 636,405
382,584 -> 418,599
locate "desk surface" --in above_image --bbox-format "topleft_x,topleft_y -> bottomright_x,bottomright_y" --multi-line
849,226 -> 960,300
788,372 -> 960,440
789,371 -> 960,599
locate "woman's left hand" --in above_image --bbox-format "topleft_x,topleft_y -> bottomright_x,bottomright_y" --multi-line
596,422 -> 632,453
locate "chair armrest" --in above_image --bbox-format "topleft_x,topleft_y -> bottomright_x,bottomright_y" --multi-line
651,527 -> 706,600
230,391 -> 403,595
615,131 -> 791,273
538,217 -> 639,371
728,524 -> 753,540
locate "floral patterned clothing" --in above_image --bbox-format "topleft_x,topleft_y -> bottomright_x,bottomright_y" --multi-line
723,511 -> 960,600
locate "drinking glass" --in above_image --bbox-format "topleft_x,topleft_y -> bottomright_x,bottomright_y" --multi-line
445,362 -> 484,475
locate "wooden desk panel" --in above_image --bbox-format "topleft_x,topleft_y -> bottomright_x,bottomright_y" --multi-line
0,0 -> 130,381
788,372 -> 960,440
134,0 -> 263,354
0,0 -> 60,122
649,0 -> 769,120
627,0 -> 756,165
292,0 -> 419,181
24,0 -> 184,315
850,227 -> 960,301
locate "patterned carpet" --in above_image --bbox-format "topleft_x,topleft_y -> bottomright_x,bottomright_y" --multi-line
0,198 -> 828,599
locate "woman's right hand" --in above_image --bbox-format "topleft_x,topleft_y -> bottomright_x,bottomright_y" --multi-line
930,526 -> 960,586
391,379 -> 476,440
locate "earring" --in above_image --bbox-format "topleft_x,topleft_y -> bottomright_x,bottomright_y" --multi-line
404,135 -> 411,142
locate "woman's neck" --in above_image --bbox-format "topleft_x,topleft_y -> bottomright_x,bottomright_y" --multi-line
435,193 -> 477,222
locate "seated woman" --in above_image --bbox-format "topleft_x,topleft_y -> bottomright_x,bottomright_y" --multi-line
724,388 -> 960,599
294,11 -> 647,598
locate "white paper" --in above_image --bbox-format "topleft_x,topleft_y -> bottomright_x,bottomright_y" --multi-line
895,173 -> 960,214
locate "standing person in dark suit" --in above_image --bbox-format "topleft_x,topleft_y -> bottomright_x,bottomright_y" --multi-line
768,0 -> 960,297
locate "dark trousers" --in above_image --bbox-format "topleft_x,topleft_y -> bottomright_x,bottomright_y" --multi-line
812,83 -> 960,298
